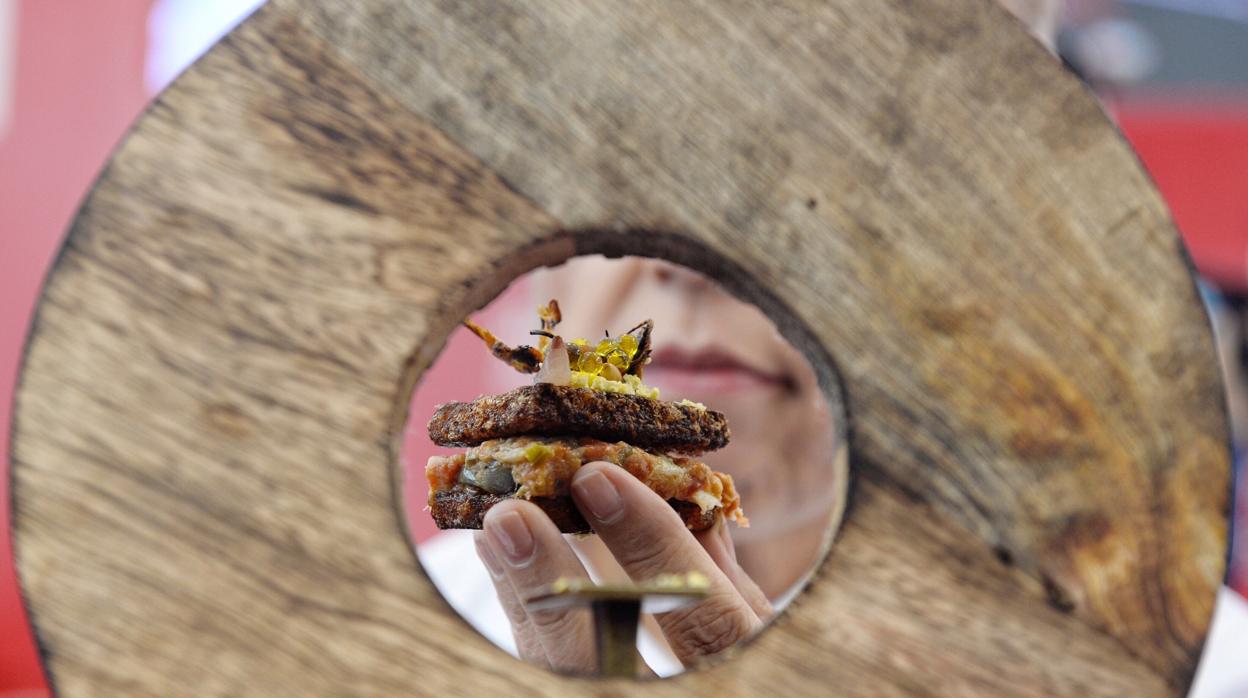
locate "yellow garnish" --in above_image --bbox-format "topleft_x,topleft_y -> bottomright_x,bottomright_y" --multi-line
569,371 -> 660,399
464,302 -> 653,383
618,334 -> 638,356
577,351 -> 604,375
524,442 -> 554,463
606,350 -> 629,369
586,335 -> 637,371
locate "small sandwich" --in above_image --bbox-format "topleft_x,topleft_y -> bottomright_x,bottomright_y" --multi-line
425,301 -> 746,533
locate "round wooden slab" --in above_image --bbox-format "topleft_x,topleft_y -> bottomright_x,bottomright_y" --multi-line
11,0 -> 1229,695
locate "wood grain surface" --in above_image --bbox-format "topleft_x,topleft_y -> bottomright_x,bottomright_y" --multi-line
10,0 -> 1229,696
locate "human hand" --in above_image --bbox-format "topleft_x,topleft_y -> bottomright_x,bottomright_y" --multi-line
473,461 -> 772,674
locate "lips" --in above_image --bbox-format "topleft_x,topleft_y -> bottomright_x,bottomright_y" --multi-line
644,345 -> 790,396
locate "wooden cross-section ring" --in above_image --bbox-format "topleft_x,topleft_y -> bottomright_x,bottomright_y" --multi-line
11,1 -> 1229,695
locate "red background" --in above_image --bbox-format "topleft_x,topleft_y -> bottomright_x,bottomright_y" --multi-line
1,3 -> 153,694
1113,96 -> 1248,292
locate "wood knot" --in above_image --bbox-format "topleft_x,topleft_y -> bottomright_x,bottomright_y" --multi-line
992,545 -> 1015,567
997,360 -> 1093,462
203,402 -> 255,440
1041,573 -> 1076,613
918,304 -> 990,336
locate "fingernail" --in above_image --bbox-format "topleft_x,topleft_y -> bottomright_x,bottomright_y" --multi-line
474,533 -> 506,580
573,470 -> 625,524
488,511 -> 535,567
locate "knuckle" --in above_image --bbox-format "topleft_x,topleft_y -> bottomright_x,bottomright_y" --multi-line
614,529 -> 684,577
528,607 -> 582,636
500,598 -> 530,628
515,639 -> 548,667
662,593 -> 756,660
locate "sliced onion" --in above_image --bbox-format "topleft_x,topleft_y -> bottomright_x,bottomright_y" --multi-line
534,336 -> 571,386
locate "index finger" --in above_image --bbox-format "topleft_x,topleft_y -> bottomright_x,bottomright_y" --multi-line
481,499 -> 598,674
570,461 -> 763,663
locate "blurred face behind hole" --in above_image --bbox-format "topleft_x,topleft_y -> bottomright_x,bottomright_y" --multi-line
534,256 -> 842,598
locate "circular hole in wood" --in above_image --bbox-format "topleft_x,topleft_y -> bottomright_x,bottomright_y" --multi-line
397,241 -> 849,678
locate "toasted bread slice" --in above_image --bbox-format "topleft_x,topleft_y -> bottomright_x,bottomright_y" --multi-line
427,384 -> 729,454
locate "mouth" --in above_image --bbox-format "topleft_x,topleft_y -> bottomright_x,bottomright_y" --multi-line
645,345 -> 792,396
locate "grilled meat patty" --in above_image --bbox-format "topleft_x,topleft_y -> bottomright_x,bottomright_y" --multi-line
427,384 -> 730,454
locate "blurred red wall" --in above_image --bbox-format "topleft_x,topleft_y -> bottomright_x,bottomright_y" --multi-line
1114,96 -> 1248,293
1,3 -> 153,695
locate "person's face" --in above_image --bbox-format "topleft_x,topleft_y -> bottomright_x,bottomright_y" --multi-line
533,256 -> 843,543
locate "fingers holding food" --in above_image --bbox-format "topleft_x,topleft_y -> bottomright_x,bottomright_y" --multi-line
435,299 -> 761,670
571,462 -> 763,663
693,519 -> 772,620
472,533 -> 548,665
481,500 -> 597,674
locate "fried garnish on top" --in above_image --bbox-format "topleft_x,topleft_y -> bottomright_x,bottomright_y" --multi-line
463,299 -> 654,379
